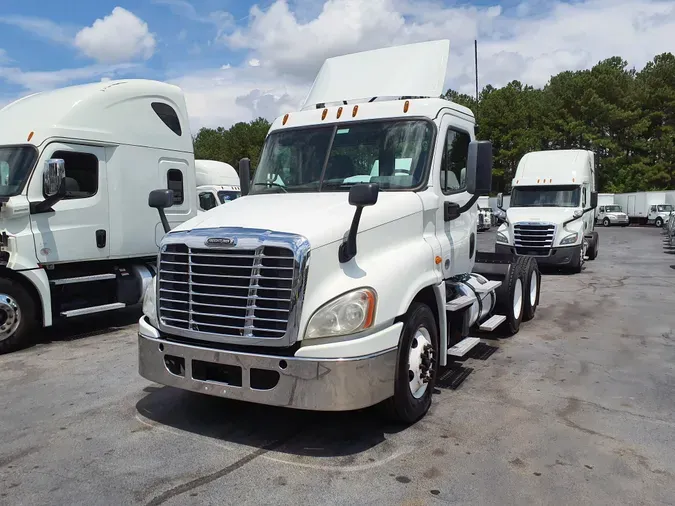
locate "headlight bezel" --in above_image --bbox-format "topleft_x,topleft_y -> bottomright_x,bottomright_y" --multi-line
496,231 -> 509,244
305,287 -> 377,340
560,232 -> 579,246
142,276 -> 158,328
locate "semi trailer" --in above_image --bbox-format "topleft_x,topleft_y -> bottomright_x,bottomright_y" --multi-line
138,40 -> 542,423
495,149 -> 599,273
0,79 -> 197,354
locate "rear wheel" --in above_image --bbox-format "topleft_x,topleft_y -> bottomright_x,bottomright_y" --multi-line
0,279 -> 38,355
521,257 -> 540,322
384,302 -> 439,424
495,257 -> 526,336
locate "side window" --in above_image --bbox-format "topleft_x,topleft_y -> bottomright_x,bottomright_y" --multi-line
151,102 -> 182,136
599,206 -> 604,212
167,169 -> 184,205
48,150 -> 98,199
582,188 -> 587,207
650,205 -> 656,212
199,192 -> 217,211
440,129 -> 470,194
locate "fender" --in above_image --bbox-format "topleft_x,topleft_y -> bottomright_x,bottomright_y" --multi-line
1,267 -> 51,327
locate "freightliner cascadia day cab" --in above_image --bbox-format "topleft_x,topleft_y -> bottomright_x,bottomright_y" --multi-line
0,79 -> 197,354
495,149 -> 599,273
138,40 -> 542,423
196,160 -> 242,213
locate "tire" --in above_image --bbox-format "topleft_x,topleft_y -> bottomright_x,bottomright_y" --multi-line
521,257 -> 540,322
383,303 -> 439,424
656,217 -> 663,228
0,279 -> 38,355
603,217 -> 610,227
495,257 -> 526,336
568,243 -> 584,274
587,231 -> 599,261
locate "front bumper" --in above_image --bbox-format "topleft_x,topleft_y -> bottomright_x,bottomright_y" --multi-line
138,318 -> 400,411
495,243 -> 582,266
605,215 -> 629,225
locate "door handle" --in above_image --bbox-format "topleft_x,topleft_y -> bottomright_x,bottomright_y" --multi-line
96,230 -> 106,248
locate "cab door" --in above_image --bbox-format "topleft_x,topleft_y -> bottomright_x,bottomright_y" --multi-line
648,205 -> 657,222
434,113 -> 475,278
28,143 -> 109,264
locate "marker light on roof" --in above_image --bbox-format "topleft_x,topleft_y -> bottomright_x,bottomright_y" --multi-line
282,114 -> 289,125
537,179 -> 540,183
403,100 -> 410,113
337,106 -> 343,119
352,105 -> 358,117
321,108 -> 328,120
27,131 -> 34,142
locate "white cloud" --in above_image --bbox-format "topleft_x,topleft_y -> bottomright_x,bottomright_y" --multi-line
74,7 -> 156,64
0,15 -> 74,44
152,0 -> 234,37
248,58 -> 261,67
0,49 -> 9,65
221,64 -> 232,70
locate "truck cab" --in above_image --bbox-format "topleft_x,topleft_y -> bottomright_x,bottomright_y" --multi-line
597,204 -> 629,227
495,149 -> 598,273
0,79 -> 197,354
195,160 -> 242,213
648,204 -> 673,228
138,40 -> 542,423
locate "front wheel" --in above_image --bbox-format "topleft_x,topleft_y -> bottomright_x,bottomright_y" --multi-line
587,231 -> 599,260
384,302 -> 439,424
0,279 -> 38,355
603,217 -> 610,227
656,217 -> 664,228
521,257 -> 540,322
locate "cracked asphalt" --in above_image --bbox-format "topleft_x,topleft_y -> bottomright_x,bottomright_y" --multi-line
1,226 -> 675,505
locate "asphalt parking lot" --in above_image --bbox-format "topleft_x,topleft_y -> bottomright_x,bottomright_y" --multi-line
2,226 -> 675,506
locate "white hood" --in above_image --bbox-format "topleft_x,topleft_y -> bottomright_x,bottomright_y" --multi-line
506,206 -> 580,225
173,191 -> 424,249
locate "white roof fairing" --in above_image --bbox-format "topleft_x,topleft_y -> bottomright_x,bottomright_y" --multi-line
301,40 -> 451,110
0,79 -> 192,152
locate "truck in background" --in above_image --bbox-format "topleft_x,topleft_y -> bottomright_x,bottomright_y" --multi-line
138,40 -> 542,424
477,195 -> 492,231
614,191 -> 673,227
196,160 -> 242,213
495,149 -> 598,273
595,193 -> 629,227
0,79 -> 197,354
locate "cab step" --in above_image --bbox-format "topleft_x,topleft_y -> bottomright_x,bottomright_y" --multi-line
447,337 -> 480,357
51,273 -> 116,286
445,294 -> 476,311
473,280 -> 502,293
61,302 -> 126,317
479,314 -> 507,331
436,366 -> 473,390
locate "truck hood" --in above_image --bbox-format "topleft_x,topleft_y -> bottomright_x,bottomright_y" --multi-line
172,191 -> 424,249
506,206 -> 580,225
604,211 -> 628,218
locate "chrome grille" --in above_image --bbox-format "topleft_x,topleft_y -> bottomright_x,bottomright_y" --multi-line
514,223 -> 555,255
158,243 -> 297,341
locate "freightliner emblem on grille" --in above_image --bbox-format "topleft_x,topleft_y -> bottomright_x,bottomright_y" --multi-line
205,237 -> 237,247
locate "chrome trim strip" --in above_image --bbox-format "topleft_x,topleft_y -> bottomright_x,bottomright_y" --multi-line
156,227 -> 310,348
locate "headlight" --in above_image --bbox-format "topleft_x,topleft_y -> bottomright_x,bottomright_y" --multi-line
496,231 -> 508,243
560,232 -> 579,245
305,288 -> 376,339
142,277 -> 158,328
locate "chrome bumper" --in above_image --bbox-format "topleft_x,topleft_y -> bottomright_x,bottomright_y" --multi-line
138,328 -> 399,411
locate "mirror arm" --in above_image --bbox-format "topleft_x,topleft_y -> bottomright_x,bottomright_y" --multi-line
339,207 -> 364,263
562,206 -> 594,227
158,209 -> 171,234
30,180 -> 66,214
458,194 -> 480,214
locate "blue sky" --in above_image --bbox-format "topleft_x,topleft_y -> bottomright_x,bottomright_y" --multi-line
1,0 -> 674,130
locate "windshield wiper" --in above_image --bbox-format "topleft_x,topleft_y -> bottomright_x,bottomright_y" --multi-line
252,182 -> 288,193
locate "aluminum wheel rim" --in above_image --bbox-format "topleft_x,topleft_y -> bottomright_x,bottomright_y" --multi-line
0,294 -> 21,342
529,271 -> 538,308
408,327 -> 433,399
513,279 -> 523,319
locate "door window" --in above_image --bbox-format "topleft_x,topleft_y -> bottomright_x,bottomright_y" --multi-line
440,129 -> 470,194
167,169 -> 184,205
199,192 -> 217,211
45,150 -> 98,199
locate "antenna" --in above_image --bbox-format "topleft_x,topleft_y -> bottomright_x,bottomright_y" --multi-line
474,39 -> 479,104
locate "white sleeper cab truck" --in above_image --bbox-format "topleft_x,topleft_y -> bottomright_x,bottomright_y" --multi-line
196,159 -> 241,213
495,149 -> 598,273
477,195 -> 492,231
0,79 -> 196,354
138,40 -> 542,423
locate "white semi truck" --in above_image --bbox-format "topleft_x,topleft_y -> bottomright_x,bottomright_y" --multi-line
138,40 -> 542,423
495,149 -> 598,273
0,79 -> 197,354
196,160 -> 242,213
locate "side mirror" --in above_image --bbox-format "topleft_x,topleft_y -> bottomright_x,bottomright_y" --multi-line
149,189 -> 174,233
590,191 -> 598,209
497,192 -> 504,209
339,183 -> 380,263
239,158 -> 251,196
465,140 -> 492,196
43,159 -> 66,197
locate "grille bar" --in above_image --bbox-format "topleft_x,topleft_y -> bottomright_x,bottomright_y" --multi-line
513,223 -> 555,255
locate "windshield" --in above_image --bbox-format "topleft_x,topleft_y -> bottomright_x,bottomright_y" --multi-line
657,205 -> 673,212
218,190 -> 240,203
605,205 -> 622,212
0,146 -> 38,197
250,120 -> 433,194
510,185 -> 581,208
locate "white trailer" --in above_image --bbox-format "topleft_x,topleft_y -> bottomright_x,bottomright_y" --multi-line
195,160 -> 242,213
138,40 -> 542,424
495,149 -> 599,273
0,79 -> 197,354
615,191 -> 673,226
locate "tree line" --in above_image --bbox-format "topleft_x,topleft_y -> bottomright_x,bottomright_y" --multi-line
193,52 -> 675,193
